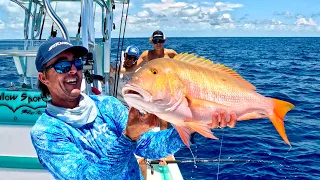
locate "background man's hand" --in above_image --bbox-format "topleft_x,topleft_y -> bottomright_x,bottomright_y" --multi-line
159,159 -> 167,166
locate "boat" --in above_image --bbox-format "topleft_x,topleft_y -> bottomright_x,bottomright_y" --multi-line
0,0 -> 183,179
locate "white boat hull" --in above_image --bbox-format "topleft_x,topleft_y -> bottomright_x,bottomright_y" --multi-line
0,169 -> 54,180
0,125 -> 54,180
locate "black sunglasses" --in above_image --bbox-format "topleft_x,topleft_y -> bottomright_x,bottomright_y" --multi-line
45,58 -> 83,74
152,39 -> 165,44
126,55 -> 138,61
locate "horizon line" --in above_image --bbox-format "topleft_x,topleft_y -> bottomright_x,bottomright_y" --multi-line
1,36 -> 320,41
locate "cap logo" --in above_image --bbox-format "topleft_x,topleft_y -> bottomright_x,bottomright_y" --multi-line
130,48 -> 138,53
48,41 -> 72,51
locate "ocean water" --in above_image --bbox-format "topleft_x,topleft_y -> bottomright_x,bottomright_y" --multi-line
0,37 -> 319,179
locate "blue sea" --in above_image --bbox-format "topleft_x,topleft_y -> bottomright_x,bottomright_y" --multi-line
0,37 -> 319,180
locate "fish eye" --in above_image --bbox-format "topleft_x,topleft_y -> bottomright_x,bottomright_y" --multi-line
150,68 -> 158,75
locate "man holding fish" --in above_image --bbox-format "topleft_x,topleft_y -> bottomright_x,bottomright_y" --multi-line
30,37 -> 237,180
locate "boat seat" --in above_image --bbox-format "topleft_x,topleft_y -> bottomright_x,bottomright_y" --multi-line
11,47 -> 39,78
10,47 -> 39,88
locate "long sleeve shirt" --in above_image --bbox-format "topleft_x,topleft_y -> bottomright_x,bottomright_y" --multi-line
30,95 -> 184,180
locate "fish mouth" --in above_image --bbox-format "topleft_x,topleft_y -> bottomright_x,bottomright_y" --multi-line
122,84 -> 152,102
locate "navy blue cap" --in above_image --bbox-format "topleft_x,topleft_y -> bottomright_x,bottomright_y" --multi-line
151,30 -> 165,40
35,37 -> 88,72
125,45 -> 140,57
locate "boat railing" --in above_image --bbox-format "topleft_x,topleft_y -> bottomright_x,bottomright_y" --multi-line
0,50 -> 37,57
2,0 -> 121,94
43,0 -> 69,40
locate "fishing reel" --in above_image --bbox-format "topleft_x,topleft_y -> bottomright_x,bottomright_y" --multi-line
82,52 -> 105,85
145,159 -> 155,175
82,52 -> 94,71
82,52 -> 94,84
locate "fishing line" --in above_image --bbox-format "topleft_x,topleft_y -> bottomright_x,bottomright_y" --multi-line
217,129 -> 225,180
188,146 -> 197,167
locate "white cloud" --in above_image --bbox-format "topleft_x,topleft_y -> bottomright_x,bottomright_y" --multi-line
179,7 -> 201,17
292,17 -> 319,32
127,0 -> 242,32
0,20 -> 4,30
8,22 -> 23,29
1,0 -> 246,38
2,0 -> 320,38
1,1 -> 20,13
0,1 -> 83,38
264,24 -> 287,31
220,13 -> 232,24
143,1 -> 188,16
284,11 -> 291,18
212,14 -> 235,29
137,10 -> 149,18
295,17 -> 317,27
215,2 -> 243,11
243,24 -> 256,30
274,11 -> 292,18
270,19 -> 283,25
240,18 -> 289,32
214,23 -> 235,30
0,1 -> 25,37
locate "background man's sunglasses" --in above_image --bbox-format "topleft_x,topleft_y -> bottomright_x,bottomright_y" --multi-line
127,55 -> 138,61
45,59 -> 83,74
152,39 -> 165,44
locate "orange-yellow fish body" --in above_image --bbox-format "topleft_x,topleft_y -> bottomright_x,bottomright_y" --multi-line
122,53 -> 294,148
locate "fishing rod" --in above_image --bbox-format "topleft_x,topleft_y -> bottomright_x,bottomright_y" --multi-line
146,158 -> 276,176
146,158 -> 301,175
147,158 -> 275,165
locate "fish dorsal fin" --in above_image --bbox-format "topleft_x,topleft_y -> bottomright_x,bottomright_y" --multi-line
174,53 -> 213,66
173,53 -> 256,90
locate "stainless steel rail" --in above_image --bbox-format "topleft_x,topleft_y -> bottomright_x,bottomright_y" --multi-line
43,0 -> 69,40
0,50 -> 37,57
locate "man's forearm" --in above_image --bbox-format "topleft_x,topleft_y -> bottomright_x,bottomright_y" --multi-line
135,127 -> 183,159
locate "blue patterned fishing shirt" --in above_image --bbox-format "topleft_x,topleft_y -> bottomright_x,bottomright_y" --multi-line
31,95 -> 184,180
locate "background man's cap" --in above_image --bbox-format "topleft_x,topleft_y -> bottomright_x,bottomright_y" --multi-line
125,45 -> 140,57
35,37 -> 88,72
151,30 -> 165,40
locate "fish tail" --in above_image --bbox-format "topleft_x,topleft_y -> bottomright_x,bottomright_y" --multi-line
268,98 -> 295,146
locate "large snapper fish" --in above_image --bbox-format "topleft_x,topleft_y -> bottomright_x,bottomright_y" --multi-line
122,53 -> 295,148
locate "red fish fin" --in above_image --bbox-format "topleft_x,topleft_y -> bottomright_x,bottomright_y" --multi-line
238,112 -> 267,120
172,125 -> 192,148
184,120 -> 219,140
186,95 -> 230,109
268,98 -> 295,146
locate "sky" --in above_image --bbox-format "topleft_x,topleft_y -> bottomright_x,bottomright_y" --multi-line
0,0 -> 320,39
